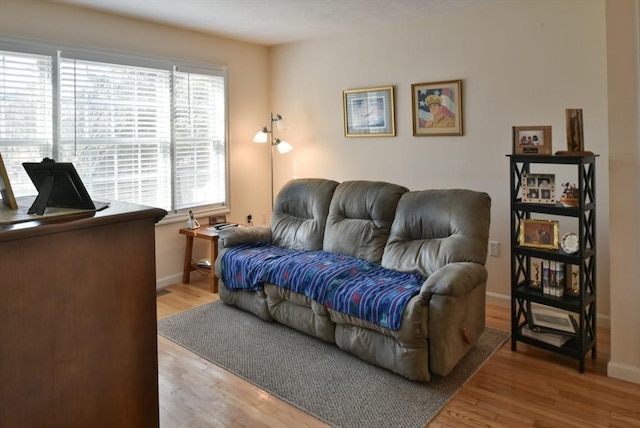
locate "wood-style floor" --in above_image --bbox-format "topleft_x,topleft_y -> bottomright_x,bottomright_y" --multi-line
157,276 -> 640,428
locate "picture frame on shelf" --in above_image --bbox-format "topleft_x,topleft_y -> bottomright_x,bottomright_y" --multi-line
522,173 -> 556,204
411,79 -> 463,136
528,306 -> 578,335
519,219 -> 559,250
0,152 -> 18,210
512,125 -> 552,155
343,86 -> 395,137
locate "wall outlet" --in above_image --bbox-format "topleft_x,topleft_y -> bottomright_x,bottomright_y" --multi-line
489,241 -> 500,257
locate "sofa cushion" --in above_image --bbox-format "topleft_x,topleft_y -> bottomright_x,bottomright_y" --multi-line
381,189 -> 491,277
323,180 -> 408,262
271,178 -> 339,251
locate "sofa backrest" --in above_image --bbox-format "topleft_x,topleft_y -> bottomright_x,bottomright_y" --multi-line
271,178 -> 339,251
323,180 -> 408,263
381,189 -> 491,277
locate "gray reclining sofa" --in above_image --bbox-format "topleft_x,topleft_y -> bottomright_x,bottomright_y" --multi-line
214,178 -> 491,381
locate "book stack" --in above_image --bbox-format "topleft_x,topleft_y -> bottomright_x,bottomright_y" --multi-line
541,260 -> 565,297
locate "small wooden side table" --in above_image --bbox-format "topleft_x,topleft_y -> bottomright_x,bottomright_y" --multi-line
179,227 -> 219,293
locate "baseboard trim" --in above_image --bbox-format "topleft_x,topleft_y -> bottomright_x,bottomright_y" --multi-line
157,271 -> 211,289
486,291 -> 510,306
157,273 -> 183,289
607,361 -> 640,384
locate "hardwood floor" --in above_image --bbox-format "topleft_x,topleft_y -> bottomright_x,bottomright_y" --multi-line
157,277 -> 640,427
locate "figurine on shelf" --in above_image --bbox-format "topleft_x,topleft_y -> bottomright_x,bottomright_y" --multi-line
571,271 -> 579,295
531,262 -> 541,289
560,182 -> 579,207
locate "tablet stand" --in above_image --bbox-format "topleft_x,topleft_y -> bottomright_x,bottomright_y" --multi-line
28,175 -> 55,215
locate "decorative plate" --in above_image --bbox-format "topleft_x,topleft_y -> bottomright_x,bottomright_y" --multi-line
560,232 -> 579,254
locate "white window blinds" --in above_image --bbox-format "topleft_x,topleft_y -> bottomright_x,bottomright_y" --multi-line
59,58 -> 173,209
0,43 -> 228,213
173,70 -> 226,210
0,51 -> 53,195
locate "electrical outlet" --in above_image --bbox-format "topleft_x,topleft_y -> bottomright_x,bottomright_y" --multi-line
246,213 -> 253,224
489,241 -> 500,257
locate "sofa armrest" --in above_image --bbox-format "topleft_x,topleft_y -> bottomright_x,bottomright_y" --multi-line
420,262 -> 488,298
218,226 -> 272,249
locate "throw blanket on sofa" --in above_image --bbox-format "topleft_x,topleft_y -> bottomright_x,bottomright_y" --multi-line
221,244 -> 425,330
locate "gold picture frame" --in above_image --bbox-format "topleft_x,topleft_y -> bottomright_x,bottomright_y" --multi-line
513,126 -> 552,155
0,152 -> 18,210
519,219 -> 559,250
522,173 -> 556,204
343,86 -> 395,137
411,79 -> 463,136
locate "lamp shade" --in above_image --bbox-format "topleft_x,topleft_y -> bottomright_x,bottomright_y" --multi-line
276,140 -> 293,154
253,127 -> 268,143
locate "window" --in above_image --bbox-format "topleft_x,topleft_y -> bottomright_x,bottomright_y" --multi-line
0,40 -> 228,214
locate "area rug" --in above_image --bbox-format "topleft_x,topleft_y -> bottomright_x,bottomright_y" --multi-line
157,300 -> 509,428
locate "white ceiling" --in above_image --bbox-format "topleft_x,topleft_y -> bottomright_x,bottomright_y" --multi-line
52,0 -> 488,46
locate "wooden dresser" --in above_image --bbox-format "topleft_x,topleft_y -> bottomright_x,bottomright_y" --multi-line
0,201 -> 166,428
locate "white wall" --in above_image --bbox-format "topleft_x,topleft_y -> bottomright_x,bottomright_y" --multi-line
0,0 -> 272,284
270,0 -> 610,310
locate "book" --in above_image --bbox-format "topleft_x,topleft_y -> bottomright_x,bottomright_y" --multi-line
521,325 -> 571,347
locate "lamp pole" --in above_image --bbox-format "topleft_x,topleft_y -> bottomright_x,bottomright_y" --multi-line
269,113 -> 275,212
253,112 -> 291,213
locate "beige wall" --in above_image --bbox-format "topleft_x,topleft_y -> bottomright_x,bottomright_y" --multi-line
606,0 -> 640,383
270,1 -> 610,310
0,0 -> 272,284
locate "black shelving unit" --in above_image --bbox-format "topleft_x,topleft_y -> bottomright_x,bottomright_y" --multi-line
508,154 -> 597,373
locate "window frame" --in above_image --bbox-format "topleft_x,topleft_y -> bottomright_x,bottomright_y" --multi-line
0,37 -> 230,223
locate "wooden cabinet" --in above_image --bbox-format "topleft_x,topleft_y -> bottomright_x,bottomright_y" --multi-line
0,201 -> 166,428
508,154 -> 597,373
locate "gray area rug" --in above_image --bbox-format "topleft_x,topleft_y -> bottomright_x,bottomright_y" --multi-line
158,300 -> 509,428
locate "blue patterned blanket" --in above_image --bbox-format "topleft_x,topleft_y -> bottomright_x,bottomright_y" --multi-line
220,243 -> 425,331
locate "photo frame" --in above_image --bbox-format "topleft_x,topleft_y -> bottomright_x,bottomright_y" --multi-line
343,86 -> 395,137
519,219 -> 559,250
411,79 -> 463,136
521,173 -> 556,204
529,306 -> 578,335
0,152 -> 18,210
513,126 -> 552,155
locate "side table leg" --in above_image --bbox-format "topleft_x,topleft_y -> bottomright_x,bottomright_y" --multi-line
210,238 -> 218,293
183,236 -> 194,284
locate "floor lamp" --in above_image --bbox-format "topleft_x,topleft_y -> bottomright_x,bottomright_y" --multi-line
253,113 -> 293,211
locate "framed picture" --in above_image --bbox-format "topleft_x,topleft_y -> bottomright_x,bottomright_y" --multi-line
0,152 -> 18,210
343,86 -> 395,137
519,219 -> 559,250
513,126 -> 552,155
411,79 -> 463,136
529,306 -> 578,335
521,173 -> 555,204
